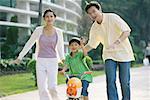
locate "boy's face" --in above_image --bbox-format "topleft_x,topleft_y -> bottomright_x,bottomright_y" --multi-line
69,42 -> 80,53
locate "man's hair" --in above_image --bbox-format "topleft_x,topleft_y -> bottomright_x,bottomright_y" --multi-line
69,37 -> 80,45
85,1 -> 102,13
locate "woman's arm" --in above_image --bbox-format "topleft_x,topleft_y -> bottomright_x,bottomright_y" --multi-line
57,29 -> 65,61
17,27 -> 39,60
11,28 -> 39,64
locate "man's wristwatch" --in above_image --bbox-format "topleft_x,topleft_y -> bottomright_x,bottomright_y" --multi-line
117,39 -> 121,43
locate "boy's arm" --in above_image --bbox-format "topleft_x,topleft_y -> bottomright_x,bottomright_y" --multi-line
62,64 -> 68,72
81,46 -> 88,56
80,39 -> 88,56
59,58 -> 69,74
59,64 -> 68,75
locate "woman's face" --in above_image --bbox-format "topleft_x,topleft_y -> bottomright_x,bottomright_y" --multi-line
44,12 -> 56,25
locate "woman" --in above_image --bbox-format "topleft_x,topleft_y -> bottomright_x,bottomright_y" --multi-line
13,9 -> 65,100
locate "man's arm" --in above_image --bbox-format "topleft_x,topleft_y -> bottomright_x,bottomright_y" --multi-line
84,45 -> 93,53
108,31 -> 130,49
116,31 -> 130,44
108,14 -> 131,49
80,37 -> 95,55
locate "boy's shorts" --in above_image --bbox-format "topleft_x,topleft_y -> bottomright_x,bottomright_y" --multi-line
81,80 -> 89,96
66,76 -> 90,96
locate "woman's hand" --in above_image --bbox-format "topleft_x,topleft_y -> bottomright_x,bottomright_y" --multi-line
10,58 -> 21,65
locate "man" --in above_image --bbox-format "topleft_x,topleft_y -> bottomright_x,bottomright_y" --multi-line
84,1 -> 135,100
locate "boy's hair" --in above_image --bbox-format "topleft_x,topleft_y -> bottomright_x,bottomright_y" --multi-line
85,1 -> 102,13
69,37 -> 80,45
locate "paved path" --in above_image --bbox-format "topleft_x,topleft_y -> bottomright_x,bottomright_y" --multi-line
1,66 -> 150,100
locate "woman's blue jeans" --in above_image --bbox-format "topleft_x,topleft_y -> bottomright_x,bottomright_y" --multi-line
105,59 -> 131,100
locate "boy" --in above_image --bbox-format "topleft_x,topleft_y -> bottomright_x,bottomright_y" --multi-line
60,37 -> 93,100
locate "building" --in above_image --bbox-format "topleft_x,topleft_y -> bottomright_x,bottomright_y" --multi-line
0,0 -> 82,58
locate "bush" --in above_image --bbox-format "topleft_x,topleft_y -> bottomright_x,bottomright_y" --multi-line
0,58 -> 31,75
93,60 -> 104,64
27,59 -> 37,86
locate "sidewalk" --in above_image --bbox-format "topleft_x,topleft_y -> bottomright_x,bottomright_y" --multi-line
1,66 -> 150,100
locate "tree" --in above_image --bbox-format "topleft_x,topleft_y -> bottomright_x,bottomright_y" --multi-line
38,0 -> 42,26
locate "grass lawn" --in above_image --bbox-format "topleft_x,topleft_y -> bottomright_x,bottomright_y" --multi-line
0,71 -> 104,97
0,73 -> 37,97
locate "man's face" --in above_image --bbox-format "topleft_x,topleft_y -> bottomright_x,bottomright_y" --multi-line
87,6 -> 100,21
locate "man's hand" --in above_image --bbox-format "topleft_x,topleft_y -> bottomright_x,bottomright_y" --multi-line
107,43 -> 117,49
107,39 -> 121,49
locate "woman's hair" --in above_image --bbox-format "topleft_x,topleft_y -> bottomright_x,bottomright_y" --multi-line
43,9 -> 56,18
85,1 -> 102,13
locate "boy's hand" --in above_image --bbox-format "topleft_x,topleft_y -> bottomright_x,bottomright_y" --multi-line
80,38 -> 85,48
84,71 -> 92,74
80,37 -> 88,56
59,69 -> 65,75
